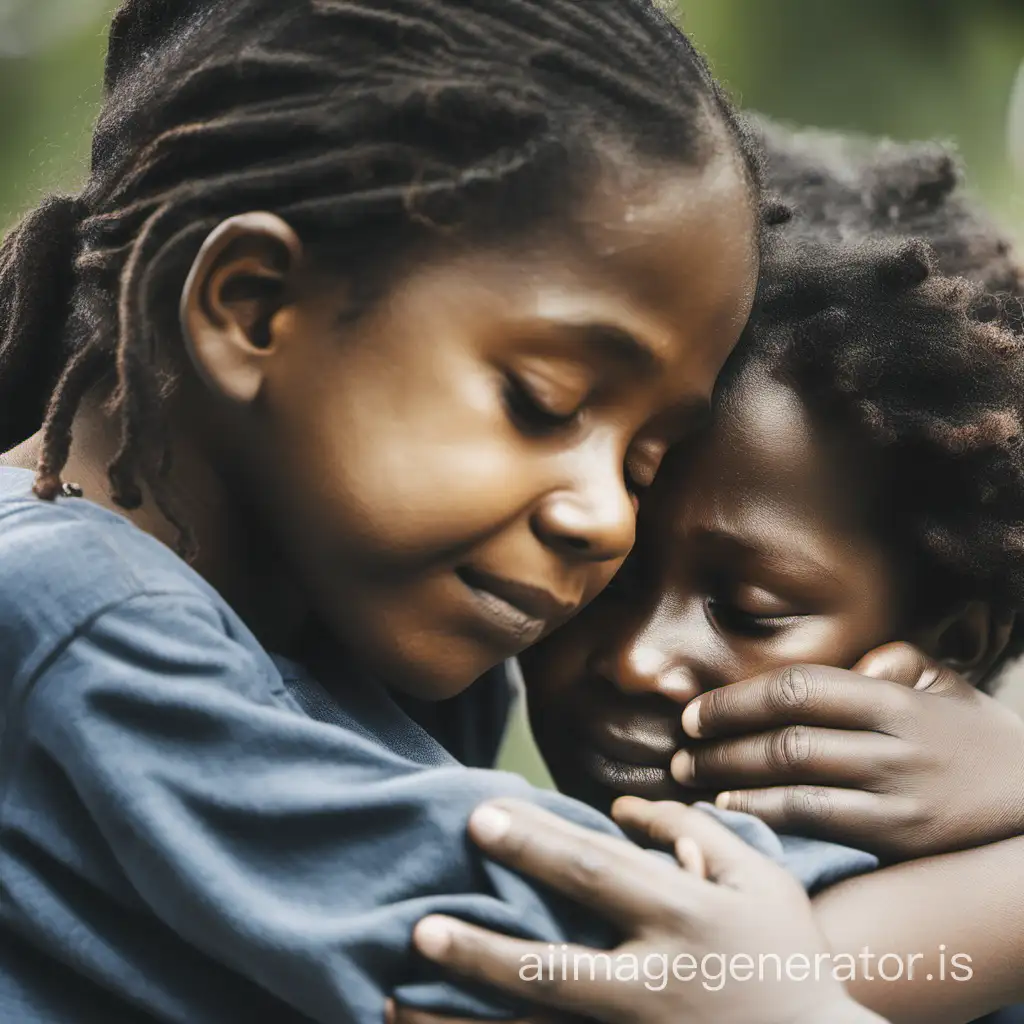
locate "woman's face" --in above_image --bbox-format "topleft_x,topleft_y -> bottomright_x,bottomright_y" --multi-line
191,151 -> 758,700
522,367 -> 908,812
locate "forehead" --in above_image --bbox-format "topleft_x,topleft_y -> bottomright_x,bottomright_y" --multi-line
354,152 -> 759,415
575,151 -> 760,385
662,369 -> 871,546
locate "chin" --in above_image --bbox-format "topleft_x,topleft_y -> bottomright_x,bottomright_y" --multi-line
322,603 -> 494,702
374,645 -> 499,703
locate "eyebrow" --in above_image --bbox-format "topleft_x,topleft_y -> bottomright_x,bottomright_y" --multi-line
568,324 -> 662,375
689,527 -> 842,585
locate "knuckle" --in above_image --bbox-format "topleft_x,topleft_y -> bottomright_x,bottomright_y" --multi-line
563,848 -> 608,896
766,725 -> 813,772
767,666 -> 821,714
892,794 -> 931,831
786,786 -> 835,822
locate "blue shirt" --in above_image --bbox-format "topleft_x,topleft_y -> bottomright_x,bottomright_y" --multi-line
0,468 -> 875,1022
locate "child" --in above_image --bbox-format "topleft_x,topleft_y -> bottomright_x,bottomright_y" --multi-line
510,121 -> 1024,1022
0,1 -> 770,1021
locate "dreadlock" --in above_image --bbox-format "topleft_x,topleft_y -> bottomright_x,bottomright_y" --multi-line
731,116 -> 1024,685
0,0 -> 765,554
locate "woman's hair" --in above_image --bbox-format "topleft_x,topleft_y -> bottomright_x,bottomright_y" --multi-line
0,0 -> 764,540
729,117 -> 1024,684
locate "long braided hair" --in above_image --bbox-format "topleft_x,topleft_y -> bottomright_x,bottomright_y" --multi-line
0,0 -> 765,548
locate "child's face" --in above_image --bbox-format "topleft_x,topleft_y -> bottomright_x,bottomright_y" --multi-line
191,161 -> 757,699
522,367 -> 908,811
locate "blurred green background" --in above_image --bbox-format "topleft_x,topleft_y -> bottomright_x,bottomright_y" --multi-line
1,1 -> 1022,230
0,0 -> 1021,783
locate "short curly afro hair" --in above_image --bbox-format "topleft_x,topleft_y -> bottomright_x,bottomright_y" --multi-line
731,116 -> 1024,686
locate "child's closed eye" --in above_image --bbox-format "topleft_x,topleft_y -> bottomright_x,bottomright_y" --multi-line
706,585 -> 804,637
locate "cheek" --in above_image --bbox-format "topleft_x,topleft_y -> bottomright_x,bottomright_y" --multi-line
274,359 -> 539,559
758,611 -> 899,671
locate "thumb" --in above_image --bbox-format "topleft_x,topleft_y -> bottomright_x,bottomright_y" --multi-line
851,641 -> 968,698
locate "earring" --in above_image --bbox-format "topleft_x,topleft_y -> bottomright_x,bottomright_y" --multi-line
60,482 -> 84,499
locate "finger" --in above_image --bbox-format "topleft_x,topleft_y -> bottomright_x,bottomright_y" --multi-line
670,727 -> 901,791
853,642 -> 974,699
611,797 -> 768,887
386,999 -> 567,1024
412,916 -> 631,1019
674,837 -> 706,879
467,799 -> 703,928
716,785 -> 899,852
682,664 -> 916,740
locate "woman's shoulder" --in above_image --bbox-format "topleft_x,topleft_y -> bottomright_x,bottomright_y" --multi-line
0,466 -> 223,660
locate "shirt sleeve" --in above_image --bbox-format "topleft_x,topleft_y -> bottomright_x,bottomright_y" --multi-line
6,590 -> 622,1023
693,803 -> 879,894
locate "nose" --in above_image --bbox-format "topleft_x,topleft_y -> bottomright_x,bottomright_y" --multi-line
589,605 -> 704,705
532,449 -> 636,564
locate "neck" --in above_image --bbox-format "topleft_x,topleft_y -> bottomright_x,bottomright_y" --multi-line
3,384 -> 309,653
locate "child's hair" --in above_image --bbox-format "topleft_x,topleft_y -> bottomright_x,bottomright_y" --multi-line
727,117 -> 1024,685
750,115 -> 1023,295
0,0 -> 764,543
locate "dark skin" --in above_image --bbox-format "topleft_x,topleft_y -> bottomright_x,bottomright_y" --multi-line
3,153 -> 758,703
524,365 -> 1024,856
398,367 -> 1024,1024
524,367 -> 915,815
402,798 -> 887,1024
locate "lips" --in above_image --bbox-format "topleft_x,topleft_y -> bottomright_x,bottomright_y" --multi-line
456,566 -> 580,648
573,683 -> 684,766
457,566 -> 578,623
579,709 -> 680,767
545,683 -> 706,803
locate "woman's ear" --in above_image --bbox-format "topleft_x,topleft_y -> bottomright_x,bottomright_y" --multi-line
179,212 -> 304,404
913,600 -> 1016,684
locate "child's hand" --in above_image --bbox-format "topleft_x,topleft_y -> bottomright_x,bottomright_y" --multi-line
670,643 -> 1024,861
398,797 -> 884,1024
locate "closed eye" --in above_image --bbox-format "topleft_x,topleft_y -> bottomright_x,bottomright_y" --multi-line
503,374 -> 581,435
705,597 -> 802,638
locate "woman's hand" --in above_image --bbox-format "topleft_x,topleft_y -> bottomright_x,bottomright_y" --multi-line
669,643 -> 1024,860
390,797 -> 884,1024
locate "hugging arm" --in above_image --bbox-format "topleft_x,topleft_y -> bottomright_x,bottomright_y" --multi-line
393,798 -> 886,1024
666,647 -> 1024,1023
3,589 -> 639,1023
396,646 -> 1024,1024
393,804 -> 1021,1024
813,834 -> 1024,1024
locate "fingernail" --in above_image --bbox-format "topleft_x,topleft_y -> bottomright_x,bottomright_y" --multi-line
469,805 -> 511,844
682,698 -> 703,738
715,791 -> 732,811
670,749 -> 694,784
414,917 -> 453,959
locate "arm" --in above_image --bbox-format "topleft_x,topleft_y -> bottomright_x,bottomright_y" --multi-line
814,835 -> 1024,1024
399,798 -> 889,1024
668,646 -> 1024,1023
5,590 -> 627,1023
